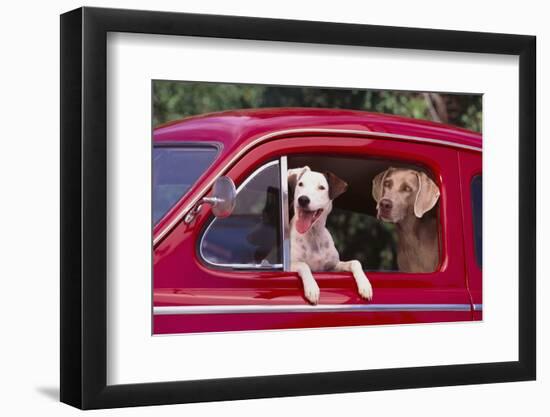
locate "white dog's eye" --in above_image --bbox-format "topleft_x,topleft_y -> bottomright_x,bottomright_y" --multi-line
298,182 -> 303,187
318,185 -> 326,190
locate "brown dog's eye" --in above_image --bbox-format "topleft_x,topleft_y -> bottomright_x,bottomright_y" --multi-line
318,185 -> 326,190
383,180 -> 392,188
298,182 -> 303,187
403,185 -> 412,192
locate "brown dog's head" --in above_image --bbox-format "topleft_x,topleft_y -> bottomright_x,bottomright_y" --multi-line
372,167 -> 440,223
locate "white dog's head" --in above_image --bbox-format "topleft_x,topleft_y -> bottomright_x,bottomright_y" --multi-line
288,166 -> 348,234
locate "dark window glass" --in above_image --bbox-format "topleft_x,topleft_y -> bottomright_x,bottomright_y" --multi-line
200,161 -> 282,268
153,146 -> 217,224
327,207 -> 399,271
471,175 -> 482,267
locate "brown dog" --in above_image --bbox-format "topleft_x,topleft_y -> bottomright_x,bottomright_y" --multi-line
372,167 -> 440,272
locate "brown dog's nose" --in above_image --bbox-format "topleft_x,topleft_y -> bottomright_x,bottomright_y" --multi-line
298,196 -> 310,208
379,199 -> 393,211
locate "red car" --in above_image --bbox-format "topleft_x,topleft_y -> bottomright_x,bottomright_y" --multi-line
153,108 -> 482,334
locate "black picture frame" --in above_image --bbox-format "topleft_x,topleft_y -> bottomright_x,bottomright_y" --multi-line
60,6 -> 536,410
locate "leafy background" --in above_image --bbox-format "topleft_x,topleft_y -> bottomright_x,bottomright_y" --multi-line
153,81 -> 481,271
153,81 -> 482,132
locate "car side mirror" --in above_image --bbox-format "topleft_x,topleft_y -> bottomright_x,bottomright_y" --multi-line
184,176 -> 237,224
204,176 -> 237,218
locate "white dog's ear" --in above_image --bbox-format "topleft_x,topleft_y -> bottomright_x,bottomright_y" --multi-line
372,168 -> 393,203
287,166 -> 310,190
414,171 -> 440,218
324,171 -> 348,200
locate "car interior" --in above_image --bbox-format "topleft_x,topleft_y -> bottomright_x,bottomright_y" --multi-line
287,154 -> 439,271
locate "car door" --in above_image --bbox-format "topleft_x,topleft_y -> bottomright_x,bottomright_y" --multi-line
153,134 -> 473,334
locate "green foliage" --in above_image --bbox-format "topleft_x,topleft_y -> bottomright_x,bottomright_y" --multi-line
153,81 -> 482,132
327,208 -> 398,271
153,83 -> 265,127
459,96 -> 483,133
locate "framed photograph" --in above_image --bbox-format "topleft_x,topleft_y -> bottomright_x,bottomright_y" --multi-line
60,6 -> 536,409
151,80 -> 482,334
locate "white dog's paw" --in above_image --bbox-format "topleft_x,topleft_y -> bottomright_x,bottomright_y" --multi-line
357,279 -> 373,301
304,280 -> 320,305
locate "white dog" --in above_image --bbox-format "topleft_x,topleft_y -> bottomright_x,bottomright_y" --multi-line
288,166 -> 373,304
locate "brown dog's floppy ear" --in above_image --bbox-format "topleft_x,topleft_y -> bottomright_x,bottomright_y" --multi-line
414,171 -> 440,218
287,166 -> 310,191
324,171 -> 348,200
372,168 -> 393,203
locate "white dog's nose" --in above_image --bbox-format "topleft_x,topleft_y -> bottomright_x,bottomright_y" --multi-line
298,196 -> 310,208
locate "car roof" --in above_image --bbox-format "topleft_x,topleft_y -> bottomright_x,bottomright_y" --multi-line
153,107 -> 482,152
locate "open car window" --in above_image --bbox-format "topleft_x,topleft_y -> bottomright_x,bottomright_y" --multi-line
288,155 -> 441,273
198,154 -> 441,274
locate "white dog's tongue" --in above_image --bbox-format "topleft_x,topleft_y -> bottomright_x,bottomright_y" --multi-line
296,210 -> 317,234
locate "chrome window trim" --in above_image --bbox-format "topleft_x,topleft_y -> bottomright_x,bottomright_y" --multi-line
154,127 -> 481,246
154,303 -> 478,315
200,263 -> 284,270
280,156 -> 291,272
198,160 -> 284,270
473,303 -> 483,311
231,159 -> 279,193
153,141 -> 223,152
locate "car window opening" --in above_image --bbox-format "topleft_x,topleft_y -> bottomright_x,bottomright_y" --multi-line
199,155 -> 441,273
286,155 -> 441,273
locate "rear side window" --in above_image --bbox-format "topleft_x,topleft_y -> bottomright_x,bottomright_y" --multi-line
471,175 -> 482,267
200,161 -> 283,269
153,145 -> 217,224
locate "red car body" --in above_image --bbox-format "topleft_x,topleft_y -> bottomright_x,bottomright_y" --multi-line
153,108 -> 482,334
